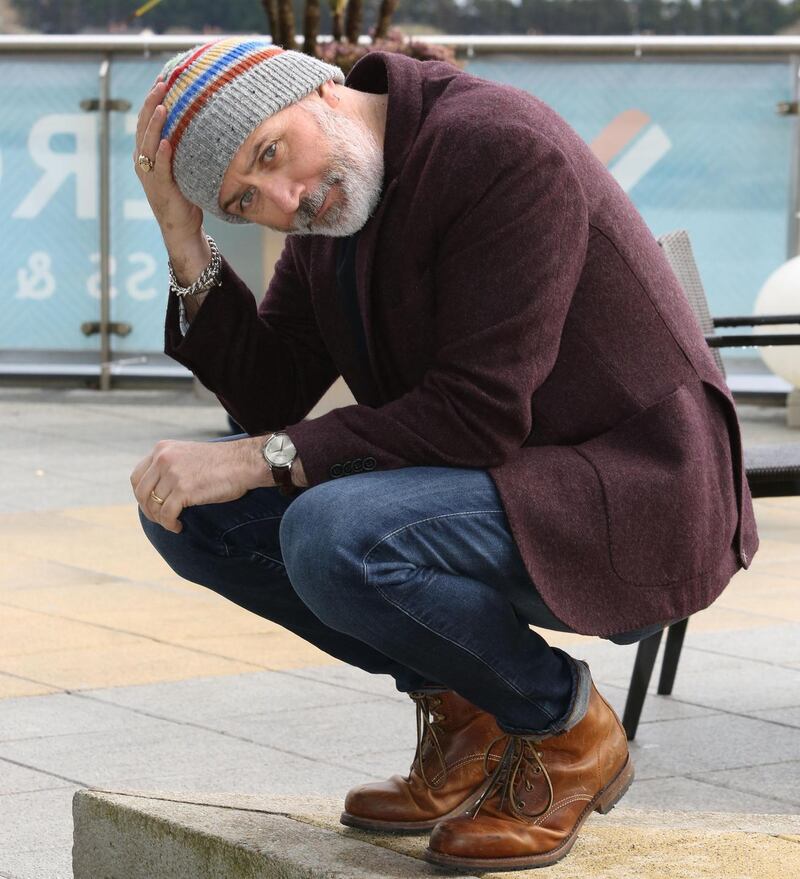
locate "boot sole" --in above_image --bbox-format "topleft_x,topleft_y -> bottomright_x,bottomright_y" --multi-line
340,777 -> 494,835
424,755 -> 635,871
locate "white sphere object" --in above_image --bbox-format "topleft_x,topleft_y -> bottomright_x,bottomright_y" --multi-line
753,257 -> 800,389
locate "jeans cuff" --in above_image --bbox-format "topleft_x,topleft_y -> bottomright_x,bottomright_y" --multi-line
396,680 -> 448,695
407,687 -> 450,697
498,652 -> 592,740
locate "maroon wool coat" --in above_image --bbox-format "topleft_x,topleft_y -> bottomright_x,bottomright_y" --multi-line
165,51 -> 758,637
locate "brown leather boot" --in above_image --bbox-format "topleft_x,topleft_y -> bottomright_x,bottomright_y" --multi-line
425,682 -> 634,870
340,690 -> 506,833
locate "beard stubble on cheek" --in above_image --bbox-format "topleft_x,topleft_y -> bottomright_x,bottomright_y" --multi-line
288,99 -> 384,237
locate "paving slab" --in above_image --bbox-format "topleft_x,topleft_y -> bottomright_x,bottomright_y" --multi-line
89,668 -> 399,722
650,659 -> 800,714
0,759 -> 76,796
0,787 -> 78,857
0,692 -> 176,744
210,697 -> 419,763
72,789 -> 800,879
0,631 -> 257,692
596,682 -> 722,726
0,671 -> 59,700
285,662 -> 418,702
680,622 -> 800,666
750,705 -> 800,726
628,713 -> 800,779
693,760 -> 800,810
0,847 -> 73,879
621,772 -> 799,813
0,719 -> 374,795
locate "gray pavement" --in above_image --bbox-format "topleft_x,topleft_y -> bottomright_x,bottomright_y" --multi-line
0,386 -> 799,878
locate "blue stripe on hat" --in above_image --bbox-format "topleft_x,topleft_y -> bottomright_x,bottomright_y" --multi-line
164,38 -> 272,137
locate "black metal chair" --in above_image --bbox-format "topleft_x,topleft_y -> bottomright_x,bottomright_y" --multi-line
622,229 -> 800,740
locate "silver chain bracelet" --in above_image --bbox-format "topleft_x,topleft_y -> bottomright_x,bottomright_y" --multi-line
168,234 -> 222,298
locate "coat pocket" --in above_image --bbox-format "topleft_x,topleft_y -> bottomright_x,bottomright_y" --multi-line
575,379 -> 738,587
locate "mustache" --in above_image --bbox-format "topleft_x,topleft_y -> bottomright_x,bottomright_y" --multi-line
294,173 -> 341,230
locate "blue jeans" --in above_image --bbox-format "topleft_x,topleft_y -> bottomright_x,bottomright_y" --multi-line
140,464 -> 656,737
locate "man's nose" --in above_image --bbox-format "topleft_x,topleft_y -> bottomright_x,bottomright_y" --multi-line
261,176 -> 303,215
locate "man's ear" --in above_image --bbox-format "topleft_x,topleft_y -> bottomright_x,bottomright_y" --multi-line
316,79 -> 341,108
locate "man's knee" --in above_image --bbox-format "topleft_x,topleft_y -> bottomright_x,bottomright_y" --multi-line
279,479 -> 371,623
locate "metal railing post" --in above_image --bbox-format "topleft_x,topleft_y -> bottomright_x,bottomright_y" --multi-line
788,55 -> 800,259
98,53 -> 112,390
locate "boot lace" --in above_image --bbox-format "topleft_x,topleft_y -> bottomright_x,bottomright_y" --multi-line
469,735 -> 554,820
409,692 -> 448,790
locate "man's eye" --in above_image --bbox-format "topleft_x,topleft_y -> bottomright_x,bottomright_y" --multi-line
239,188 -> 255,212
238,143 -> 277,212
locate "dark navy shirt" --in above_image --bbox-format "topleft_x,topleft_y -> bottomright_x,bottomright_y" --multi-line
335,231 -> 371,379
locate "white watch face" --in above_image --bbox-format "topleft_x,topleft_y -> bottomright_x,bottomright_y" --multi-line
264,433 -> 296,468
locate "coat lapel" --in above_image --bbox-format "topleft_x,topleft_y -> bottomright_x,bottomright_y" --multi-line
346,53 -> 424,403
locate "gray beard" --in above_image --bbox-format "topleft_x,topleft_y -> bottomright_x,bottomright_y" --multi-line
287,98 -> 385,237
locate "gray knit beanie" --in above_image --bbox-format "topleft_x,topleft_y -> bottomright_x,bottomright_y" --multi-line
158,37 -> 345,223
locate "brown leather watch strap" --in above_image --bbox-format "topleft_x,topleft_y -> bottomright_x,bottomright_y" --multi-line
272,464 -> 296,497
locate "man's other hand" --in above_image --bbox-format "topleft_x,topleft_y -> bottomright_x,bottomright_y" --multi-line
131,438 -> 272,533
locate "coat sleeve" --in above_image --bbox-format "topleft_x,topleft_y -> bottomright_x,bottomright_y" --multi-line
285,128 -> 590,485
164,238 -> 339,432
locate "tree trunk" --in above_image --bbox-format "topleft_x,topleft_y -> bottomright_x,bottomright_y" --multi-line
277,0 -> 296,49
260,0 -> 279,43
331,10 -> 344,42
374,0 -> 399,40
345,0 -> 363,44
304,0 -> 321,55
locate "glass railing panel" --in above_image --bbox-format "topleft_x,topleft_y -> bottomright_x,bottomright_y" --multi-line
0,53 -> 103,366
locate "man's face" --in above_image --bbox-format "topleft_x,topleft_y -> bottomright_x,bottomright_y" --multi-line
218,94 -> 384,236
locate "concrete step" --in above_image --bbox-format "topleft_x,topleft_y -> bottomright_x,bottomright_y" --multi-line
73,788 -> 800,879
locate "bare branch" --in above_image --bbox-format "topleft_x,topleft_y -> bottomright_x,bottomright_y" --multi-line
259,0 -> 280,44
304,0 -> 321,55
345,0 -> 363,45
277,0 -> 296,49
374,0 -> 399,41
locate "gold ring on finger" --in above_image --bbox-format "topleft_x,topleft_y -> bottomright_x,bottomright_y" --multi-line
150,490 -> 165,505
137,153 -> 155,173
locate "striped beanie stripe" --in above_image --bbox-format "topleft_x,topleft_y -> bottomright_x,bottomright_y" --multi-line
156,37 -> 344,223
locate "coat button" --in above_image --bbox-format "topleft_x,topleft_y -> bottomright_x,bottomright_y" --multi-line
363,457 -> 376,471
329,463 -> 343,478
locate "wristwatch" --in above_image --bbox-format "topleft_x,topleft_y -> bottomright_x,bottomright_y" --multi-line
262,431 -> 297,496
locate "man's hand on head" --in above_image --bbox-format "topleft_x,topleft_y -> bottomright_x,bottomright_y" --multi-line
134,80 -> 203,246
131,437 -> 273,533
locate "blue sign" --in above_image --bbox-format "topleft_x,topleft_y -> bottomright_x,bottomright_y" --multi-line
0,56 -> 171,353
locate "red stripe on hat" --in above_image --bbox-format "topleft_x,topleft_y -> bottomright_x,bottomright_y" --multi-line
163,40 -> 219,91
171,46 -> 284,153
